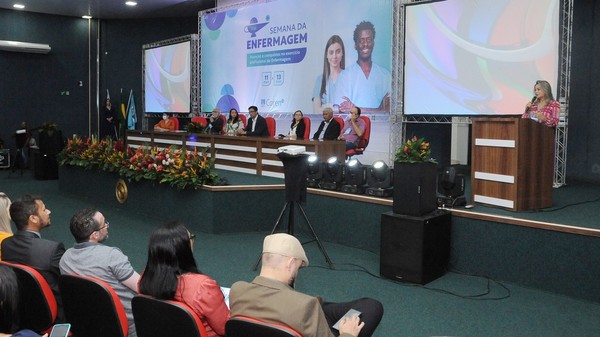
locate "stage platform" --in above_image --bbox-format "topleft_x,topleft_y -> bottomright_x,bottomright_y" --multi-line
56,166 -> 600,303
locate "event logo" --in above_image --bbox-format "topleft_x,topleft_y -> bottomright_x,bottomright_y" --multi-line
260,98 -> 285,108
244,17 -> 270,37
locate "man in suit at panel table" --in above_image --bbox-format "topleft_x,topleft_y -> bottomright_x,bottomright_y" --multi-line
238,105 -> 270,137
2,194 -> 66,321
313,107 -> 341,140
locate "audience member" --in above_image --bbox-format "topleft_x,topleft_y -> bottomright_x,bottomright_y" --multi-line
338,107 -> 366,150
208,108 -> 224,134
312,107 -> 341,140
154,113 -> 176,132
139,222 -> 230,337
224,108 -> 244,135
0,265 -> 47,337
0,193 -> 13,259
230,233 -> 383,337
59,208 -> 140,337
238,106 -> 269,137
1,195 -> 65,321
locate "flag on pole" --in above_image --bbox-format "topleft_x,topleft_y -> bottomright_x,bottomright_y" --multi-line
127,90 -> 137,130
118,88 -> 127,139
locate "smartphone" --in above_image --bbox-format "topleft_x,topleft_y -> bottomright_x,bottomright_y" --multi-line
49,323 -> 71,337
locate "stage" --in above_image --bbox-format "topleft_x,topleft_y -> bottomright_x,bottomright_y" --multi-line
55,166 -> 600,303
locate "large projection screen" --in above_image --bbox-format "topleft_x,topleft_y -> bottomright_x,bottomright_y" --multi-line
143,39 -> 192,114
404,0 -> 560,116
200,0 -> 392,115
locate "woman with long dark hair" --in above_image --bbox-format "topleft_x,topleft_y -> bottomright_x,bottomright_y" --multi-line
312,35 -> 346,114
139,222 -> 230,337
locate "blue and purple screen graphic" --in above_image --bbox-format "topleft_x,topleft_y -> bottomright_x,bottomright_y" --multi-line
404,0 -> 559,115
144,41 -> 191,113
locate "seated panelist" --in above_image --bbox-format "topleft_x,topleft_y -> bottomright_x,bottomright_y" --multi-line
154,113 -> 176,132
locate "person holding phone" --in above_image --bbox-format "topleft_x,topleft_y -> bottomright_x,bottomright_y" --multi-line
230,233 -> 384,337
139,222 -> 230,337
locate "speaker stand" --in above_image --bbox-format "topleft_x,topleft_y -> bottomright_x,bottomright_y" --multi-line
253,201 -> 334,270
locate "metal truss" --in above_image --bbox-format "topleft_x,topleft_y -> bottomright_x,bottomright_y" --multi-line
553,0 -> 573,187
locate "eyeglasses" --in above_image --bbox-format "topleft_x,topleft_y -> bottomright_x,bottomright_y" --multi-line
96,221 -> 110,231
189,233 -> 196,241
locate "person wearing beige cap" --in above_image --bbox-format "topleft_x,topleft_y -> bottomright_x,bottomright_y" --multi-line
230,233 -> 383,337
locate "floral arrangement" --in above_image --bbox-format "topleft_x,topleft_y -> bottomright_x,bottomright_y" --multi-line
58,136 -> 219,190
395,135 -> 437,164
185,120 -> 208,134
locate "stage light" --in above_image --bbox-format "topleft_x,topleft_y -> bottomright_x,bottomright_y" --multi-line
341,159 -> 366,194
437,166 -> 466,207
365,160 -> 393,197
306,155 -> 322,188
321,156 -> 343,190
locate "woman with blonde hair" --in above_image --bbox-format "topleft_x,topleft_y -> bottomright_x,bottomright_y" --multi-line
0,193 -> 13,259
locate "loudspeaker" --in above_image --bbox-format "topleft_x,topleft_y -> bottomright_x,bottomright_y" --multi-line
392,162 -> 437,216
380,210 -> 451,285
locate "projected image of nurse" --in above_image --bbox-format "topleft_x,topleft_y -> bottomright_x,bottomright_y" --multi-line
312,35 -> 346,115
339,21 -> 391,113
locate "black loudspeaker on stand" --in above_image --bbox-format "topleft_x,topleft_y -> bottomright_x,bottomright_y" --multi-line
253,152 -> 334,270
380,210 -> 451,285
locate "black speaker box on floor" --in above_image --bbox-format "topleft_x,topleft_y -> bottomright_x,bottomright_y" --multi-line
380,210 -> 451,285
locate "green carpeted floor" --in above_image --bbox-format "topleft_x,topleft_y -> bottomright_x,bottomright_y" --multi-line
2,170 -> 600,337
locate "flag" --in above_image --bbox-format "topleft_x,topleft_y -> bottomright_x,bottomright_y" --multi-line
127,90 -> 137,130
118,88 -> 127,139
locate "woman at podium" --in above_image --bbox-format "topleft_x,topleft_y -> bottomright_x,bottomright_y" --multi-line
522,80 -> 560,127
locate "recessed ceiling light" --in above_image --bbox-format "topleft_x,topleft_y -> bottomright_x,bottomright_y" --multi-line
13,4 -> 25,9
125,1 -> 137,6
82,15 -> 93,19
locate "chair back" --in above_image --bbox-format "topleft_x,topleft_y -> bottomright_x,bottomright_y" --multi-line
265,117 -> 276,137
219,114 -> 227,134
59,274 -> 128,337
333,116 -> 344,137
170,117 -> 180,130
302,117 -> 311,140
239,114 -> 248,128
0,261 -> 57,333
191,116 -> 208,126
346,115 -> 371,158
132,295 -> 208,337
226,316 -> 302,337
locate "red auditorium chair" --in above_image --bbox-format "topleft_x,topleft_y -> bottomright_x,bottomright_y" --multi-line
0,261 -> 57,334
170,116 -> 180,130
132,295 -> 208,337
333,116 -> 344,138
239,114 -> 248,128
59,274 -> 129,337
226,315 -> 302,337
302,117 -> 311,140
265,117 -> 276,137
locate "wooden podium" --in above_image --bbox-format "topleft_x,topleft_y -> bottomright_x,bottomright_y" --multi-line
471,117 -> 554,211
